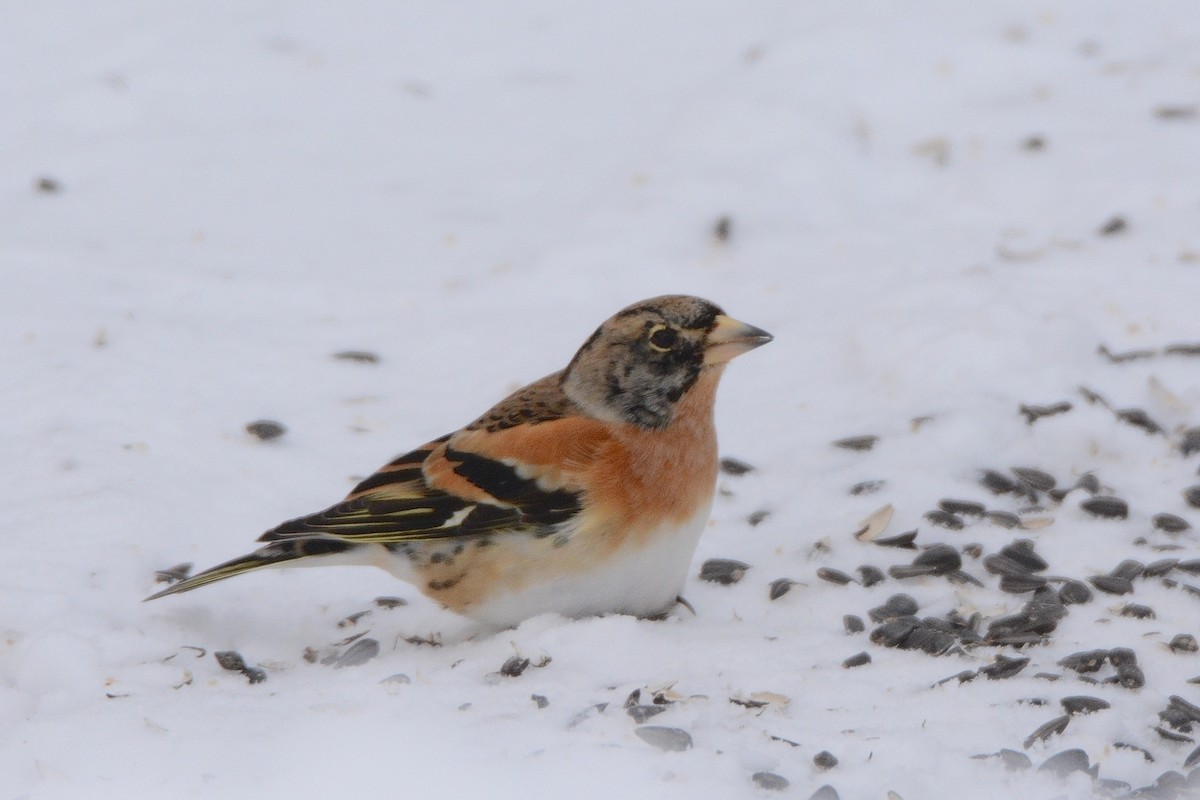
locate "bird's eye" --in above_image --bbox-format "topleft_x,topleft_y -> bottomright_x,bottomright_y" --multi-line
647,325 -> 678,351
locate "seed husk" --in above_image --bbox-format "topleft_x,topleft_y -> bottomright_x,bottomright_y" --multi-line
1120,603 -> 1156,619
718,456 -> 755,476
985,511 -> 1020,529
1037,747 -> 1089,777
699,559 -> 750,585
1058,649 -> 1110,674
842,651 -> 871,668
635,726 -> 693,752
1081,496 -> 1129,519
1089,574 -> 1134,595
834,435 -> 878,452
1169,634 -> 1199,653
912,544 -> 962,575
843,615 -> 865,634
1000,574 -> 1049,593
1019,402 -> 1072,425
1116,408 -> 1163,435
980,470 -> 1019,495
873,530 -> 918,549
751,772 -> 789,792
768,578 -> 797,601
1154,513 -> 1191,533
849,479 -> 885,496
1110,559 -> 1146,580
979,655 -> 1030,680
868,594 -> 919,621
1184,486 -> 1200,509
938,499 -> 986,516
924,510 -> 964,530
857,565 -> 886,587
1061,696 -> 1110,715
1012,467 -> 1056,492
1145,559 -> 1180,577
245,419 -> 287,441
817,567 -> 855,586
1023,715 -> 1070,749
1058,580 -> 1093,605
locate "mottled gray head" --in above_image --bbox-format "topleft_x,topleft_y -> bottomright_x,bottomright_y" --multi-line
560,295 -> 771,429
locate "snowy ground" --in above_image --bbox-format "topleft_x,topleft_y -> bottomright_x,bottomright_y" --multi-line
4,2 -> 1200,798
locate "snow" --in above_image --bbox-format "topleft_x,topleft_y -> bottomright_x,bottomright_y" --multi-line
4,2 -> 1200,798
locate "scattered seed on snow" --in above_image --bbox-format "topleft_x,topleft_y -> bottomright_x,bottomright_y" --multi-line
718,456 -> 755,476
1037,748 -> 1090,777
1058,580 -> 1094,605
924,510 -> 964,530
869,594 -> 919,621
635,726 -> 693,752
1023,715 -> 1070,749
1154,513 -> 1191,533
853,504 -> 894,542
1061,696 -> 1110,715
980,469 -> 1019,495
1012,467 -> 1056,493
333,638 -> 380,668
1089,574 -> 1134,595
1019,402 -> 1073,425
938,499 -> 986,517
1181,428 -> 1200,457
1120,603 -> 1156,619
1184,487 -> 1200,509
1177,560 -> 1200,576
912,544 -> 962,574
154,562 -> 193,584
531,694 -> 549,709
332,350 -> 380,363
1145,558 -> 1180,577
499,656 -> 531,677
985,511 -> 1020,529
1000,574 -> 1049,593
747,510 -> 771,526
1114,742 -> 1155,762
888,564 -> 938,580
1110,559 -> 1147,580
857,565 -> 886,586
842,651 -> 871,668
1081,496 -> 1129,519
751,772 -> 789,791
871,530 -> 916,550
1169,634 -> 1199,653
768,578 -> 797,600
813,751 -> 839,769
849,480 -> 885,496
973,749 -> 1032,771
700,559 -> 750,585
1115,408 -> 1163,435
627,705 -> 667,724
809,785 -> 840,800
843,615 -> 865,634
373,596 -> 408,609
833,435 -> 878,452
817,567 -> 855,586
245,420 -> 287,441
980,655 -> 1030,680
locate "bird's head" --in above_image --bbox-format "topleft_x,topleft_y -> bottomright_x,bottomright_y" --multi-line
561,295 -> 772,430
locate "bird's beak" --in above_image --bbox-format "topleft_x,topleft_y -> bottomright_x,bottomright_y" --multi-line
703,314 -> 773,365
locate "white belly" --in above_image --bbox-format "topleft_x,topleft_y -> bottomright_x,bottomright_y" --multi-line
465,506 -> 712,628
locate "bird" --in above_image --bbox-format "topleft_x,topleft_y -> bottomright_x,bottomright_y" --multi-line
147,295 -> 772,627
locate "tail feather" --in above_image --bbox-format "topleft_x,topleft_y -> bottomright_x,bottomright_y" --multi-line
144,538 -> 354,601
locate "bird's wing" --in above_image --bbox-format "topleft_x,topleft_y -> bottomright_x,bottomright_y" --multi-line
255,427 -> 588,545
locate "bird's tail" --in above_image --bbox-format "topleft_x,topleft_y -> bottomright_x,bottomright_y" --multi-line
144,538 -> 354,601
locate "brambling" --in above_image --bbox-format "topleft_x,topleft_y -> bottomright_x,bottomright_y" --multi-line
148,295 -> 772,627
